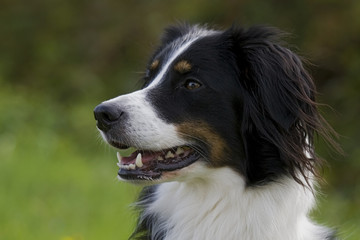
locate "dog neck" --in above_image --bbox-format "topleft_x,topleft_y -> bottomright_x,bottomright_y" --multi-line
139,165 -> 332,240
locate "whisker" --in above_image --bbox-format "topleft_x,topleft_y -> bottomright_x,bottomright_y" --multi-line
188,144 -> 209,161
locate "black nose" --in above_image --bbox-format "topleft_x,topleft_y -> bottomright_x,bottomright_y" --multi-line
94,103 -> 123,132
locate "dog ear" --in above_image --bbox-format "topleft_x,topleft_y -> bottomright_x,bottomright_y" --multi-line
229,26 -> 315,131
227,26 -> 340,186
226,26 -> 326,186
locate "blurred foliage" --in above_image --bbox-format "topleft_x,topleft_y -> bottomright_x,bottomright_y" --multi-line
0,0 -> 359,239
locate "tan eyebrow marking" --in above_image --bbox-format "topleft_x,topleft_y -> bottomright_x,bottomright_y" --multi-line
174,60 -> 192,74
150,59 -> 159,70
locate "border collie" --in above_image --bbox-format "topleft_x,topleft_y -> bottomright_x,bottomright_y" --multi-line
94,24 -> 338,240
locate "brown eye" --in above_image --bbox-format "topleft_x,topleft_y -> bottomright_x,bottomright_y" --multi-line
184,79 -> 202,90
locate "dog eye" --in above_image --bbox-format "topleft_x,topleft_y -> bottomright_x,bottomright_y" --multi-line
184,79 -> 202,90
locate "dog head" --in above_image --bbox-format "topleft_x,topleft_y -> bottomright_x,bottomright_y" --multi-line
94,24 -> 326,186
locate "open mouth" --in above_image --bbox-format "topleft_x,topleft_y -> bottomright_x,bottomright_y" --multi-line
115,145 -> 201,181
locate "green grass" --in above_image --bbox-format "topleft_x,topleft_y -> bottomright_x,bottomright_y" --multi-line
0,132 -> 140,239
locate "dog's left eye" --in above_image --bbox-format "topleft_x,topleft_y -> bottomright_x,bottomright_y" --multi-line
184,79 -> 202,90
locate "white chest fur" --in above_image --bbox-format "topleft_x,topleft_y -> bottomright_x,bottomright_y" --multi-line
141,166 -> 331,240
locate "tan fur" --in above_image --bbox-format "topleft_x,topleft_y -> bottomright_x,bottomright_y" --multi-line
150,59 -> 159,70
176,121 -> 227,165
174,60 -> 192,74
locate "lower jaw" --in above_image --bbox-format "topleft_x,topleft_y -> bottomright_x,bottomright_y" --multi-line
118,152 -> 201,182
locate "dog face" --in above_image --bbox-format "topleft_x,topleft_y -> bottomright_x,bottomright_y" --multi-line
94,24 -> 322,186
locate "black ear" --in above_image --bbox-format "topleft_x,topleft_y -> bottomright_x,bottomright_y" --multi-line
227,26 -> 329,186
230,26 -> 315,131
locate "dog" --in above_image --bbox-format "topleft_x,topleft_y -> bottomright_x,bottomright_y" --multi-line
94,24 -> 338,240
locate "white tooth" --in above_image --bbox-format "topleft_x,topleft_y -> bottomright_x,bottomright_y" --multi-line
175,147 -> 184,155
121,165 -> 129,170
129,163 -> 136,170
116,152 -> 122,163
157,156 -> 164,161
165,151 -> 175,159
135,153 -> 143,168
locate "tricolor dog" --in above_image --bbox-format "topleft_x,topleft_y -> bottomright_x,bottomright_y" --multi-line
94,24 -> 338,240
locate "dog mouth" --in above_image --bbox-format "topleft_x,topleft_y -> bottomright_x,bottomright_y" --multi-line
115,145 -> 201,181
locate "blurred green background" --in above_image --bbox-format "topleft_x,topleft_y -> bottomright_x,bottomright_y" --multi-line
1,0 -> 359,239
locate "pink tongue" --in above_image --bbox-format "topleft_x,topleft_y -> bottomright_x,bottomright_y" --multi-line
121,150 -> 160,164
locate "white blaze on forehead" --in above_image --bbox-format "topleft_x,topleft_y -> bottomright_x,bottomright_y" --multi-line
147,26 -> 218,89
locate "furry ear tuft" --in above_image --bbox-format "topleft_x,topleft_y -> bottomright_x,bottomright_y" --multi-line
229,26 -> 339,186
230,26 -> 313,131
